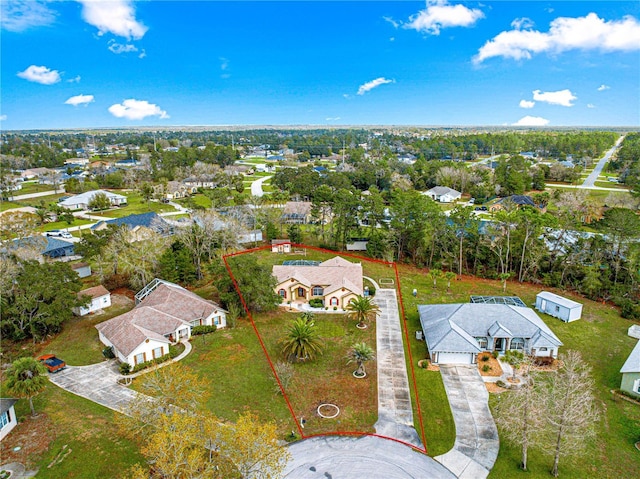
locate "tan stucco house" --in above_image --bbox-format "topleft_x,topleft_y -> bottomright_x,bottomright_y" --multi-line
272,256 -> 363,309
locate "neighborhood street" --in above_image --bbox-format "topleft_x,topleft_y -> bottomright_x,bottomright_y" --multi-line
581,135 -> 625,188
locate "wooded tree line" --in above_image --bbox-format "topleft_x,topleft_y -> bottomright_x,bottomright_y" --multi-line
608,133 -> 640,195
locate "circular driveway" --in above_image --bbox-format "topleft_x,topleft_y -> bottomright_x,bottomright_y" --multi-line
283,435 -> 455,479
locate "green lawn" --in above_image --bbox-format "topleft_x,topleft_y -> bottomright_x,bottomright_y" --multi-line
40,303 -> 135,366
12,193 -> 67,207
176,193 -> 212,209
16,182 -> 58,195
93,192 -> 176,218
39,218 -> 93,233
4,385 -> 144,477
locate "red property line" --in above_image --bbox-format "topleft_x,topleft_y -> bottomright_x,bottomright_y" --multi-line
222,243 -> 428,454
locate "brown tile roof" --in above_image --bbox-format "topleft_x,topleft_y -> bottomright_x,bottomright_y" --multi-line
96,282 -> 222,357
273,256 -> 363,296
78,285 -> 110,300
71,262 -> 90,270
283,201 -> 312,216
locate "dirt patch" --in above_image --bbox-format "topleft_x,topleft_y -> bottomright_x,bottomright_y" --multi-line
111,287 -> 135,301
478,353 -> 503,377
485,383 -> 508,394
0,413 -> 54,469
110,293 -> 135,308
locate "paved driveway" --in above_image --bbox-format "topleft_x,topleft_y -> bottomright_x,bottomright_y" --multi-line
373,289 -> 423,448
435,365 -> 499,479
48,360 -> 141,413
283,435 -> 456,479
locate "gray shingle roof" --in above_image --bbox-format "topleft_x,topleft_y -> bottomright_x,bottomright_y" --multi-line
418,303 -> 562,354
620,340 -> 640,374
536,291 -> 582,309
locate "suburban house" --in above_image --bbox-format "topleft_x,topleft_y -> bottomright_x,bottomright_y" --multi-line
6,236 -> 75,260
156,181 -> 197,200
71,262 -> 92,278
282,201 -> 313,224
271,240 -> 292,253
620,340 -> 640,399
64,158 -> 89,166
0,398 -> 18,441
58,190 -> 127,210
272,256 -> 363,308
96,279 -> 227,367
418,302 -> 563,365
535,291 -> 583,322
74,285 -> 111,316
91,212 -> 172,240
183,176 -> 218,189
423,186 -> 462,203
489,195 -> 546,213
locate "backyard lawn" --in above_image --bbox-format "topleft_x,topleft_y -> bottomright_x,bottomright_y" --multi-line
94,192 -> 175,218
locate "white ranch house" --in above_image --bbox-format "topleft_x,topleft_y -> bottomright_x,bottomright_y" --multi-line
423,186 -> 461,203
96,279 -> 226,367
58,190 -> 127,210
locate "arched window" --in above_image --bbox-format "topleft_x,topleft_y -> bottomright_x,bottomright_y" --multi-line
330,297 -> 338,306
475,337 -> 488,349
278,289 -> 286,298
312,286 -> 324,296
511,338 -> 525,350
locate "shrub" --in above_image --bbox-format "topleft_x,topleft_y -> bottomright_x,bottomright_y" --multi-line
616,298 -> 640,320
482,364 -> 491,372
309,298 -> 324,308
365,286 -> 376,297
491,351 -> 499,359
534,356 -> 554,366
481,354 -> 490,362
102,346 -> 115,359
496,380 -> 508,388
191,325 -> 217,336
119,362 -> 131,375
333,306 -> 338,311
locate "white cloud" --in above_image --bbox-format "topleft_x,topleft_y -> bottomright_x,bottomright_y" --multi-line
513,116 -> 550,126
587,104 -> 595,108
219,57 -> 229,71
138,49 -> 146,59
1,0 -> 56,32
475,13 -> 640,63
511,17 -> 534,30
597,84 -> 610,91
17,65 -> 61,84
108,99 -> 169,120
0,115 -> 7,121
67,75 -> 81,83
79,0 -> 147,40
325,117 -> 341,121
65,94 -> 95,106
357,77 -> 394,95
519,99 -> 535,109
383,16 -> 400,29
405,1 -> 484,35
532,89 -> 577,107
108,41 -> 138,54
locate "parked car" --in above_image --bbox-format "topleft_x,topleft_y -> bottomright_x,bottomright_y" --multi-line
46,230 -> 73,239
38,354 -> 66,373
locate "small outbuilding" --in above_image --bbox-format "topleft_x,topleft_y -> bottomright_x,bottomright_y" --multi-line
0,398 -> 18,441
71,262 -> 92,278
74,285 -> 111,316
620,340 -> 640,399
535,291 -> 582,322
271,240 -> 291,253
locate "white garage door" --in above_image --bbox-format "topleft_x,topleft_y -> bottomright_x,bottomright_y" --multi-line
438,352 -> 473,364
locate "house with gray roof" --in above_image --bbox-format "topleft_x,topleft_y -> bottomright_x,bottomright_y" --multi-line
620,340 -> 640,399
96,279 -> 226,367
91,212 -> 173,240
418,303 -> 563,364
422,186 -> 461,203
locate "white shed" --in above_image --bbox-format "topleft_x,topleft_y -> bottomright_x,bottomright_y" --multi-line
74,285 -> 112,316
535,291 -> 582,322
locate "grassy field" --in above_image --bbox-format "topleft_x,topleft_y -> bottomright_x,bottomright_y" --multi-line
15,182 -> 58,195
0,386 -> 144,477
39,218 -> 93,233
93,192 -> 175,218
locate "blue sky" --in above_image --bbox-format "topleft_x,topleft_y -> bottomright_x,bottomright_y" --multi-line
1,1 -> 639,130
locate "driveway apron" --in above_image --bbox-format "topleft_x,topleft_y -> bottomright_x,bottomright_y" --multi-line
373,289 -> 423,448
435,365 -> 499,479
47,360 -> 141,413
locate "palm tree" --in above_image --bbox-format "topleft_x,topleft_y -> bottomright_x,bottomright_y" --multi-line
347,342 -> 375,377
280,317 -> 324,362
346,296 -> 381,329
444,271 -> 457,292
4,357 -> 49,417
428,269 -> 443,288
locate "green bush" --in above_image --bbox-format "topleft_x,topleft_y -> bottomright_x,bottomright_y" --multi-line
616,298 -> 640,320
119,362 -> 131,375
481,354 -> 490,362
482,364 -> 491,372
492,351 -> 499,359
102,346 -> 115,359
496,380 -> 507,388
365,286 -> 376,297
333,306 -> 338,311
309,298 -> 324,308
191,325 -> 217,336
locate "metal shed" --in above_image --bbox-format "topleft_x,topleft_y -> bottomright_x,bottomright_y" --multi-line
535,291 -> 582,322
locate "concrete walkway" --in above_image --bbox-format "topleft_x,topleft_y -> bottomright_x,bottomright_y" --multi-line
283,435 -> 455,479
435,365 -> 499,479
373,289 -> 423,448
48,360 -> 141,413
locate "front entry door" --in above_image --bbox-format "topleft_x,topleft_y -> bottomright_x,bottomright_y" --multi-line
297,287 -> 305,299
495,338 -> 505,352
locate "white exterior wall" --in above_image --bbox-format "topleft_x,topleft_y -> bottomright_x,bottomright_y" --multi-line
98,331 -> 127,363
75,293 -> 111,316
126,339 -> 169,366
0,405 -> 18,441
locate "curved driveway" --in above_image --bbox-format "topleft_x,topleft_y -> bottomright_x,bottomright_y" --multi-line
251,175 -> 272,197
